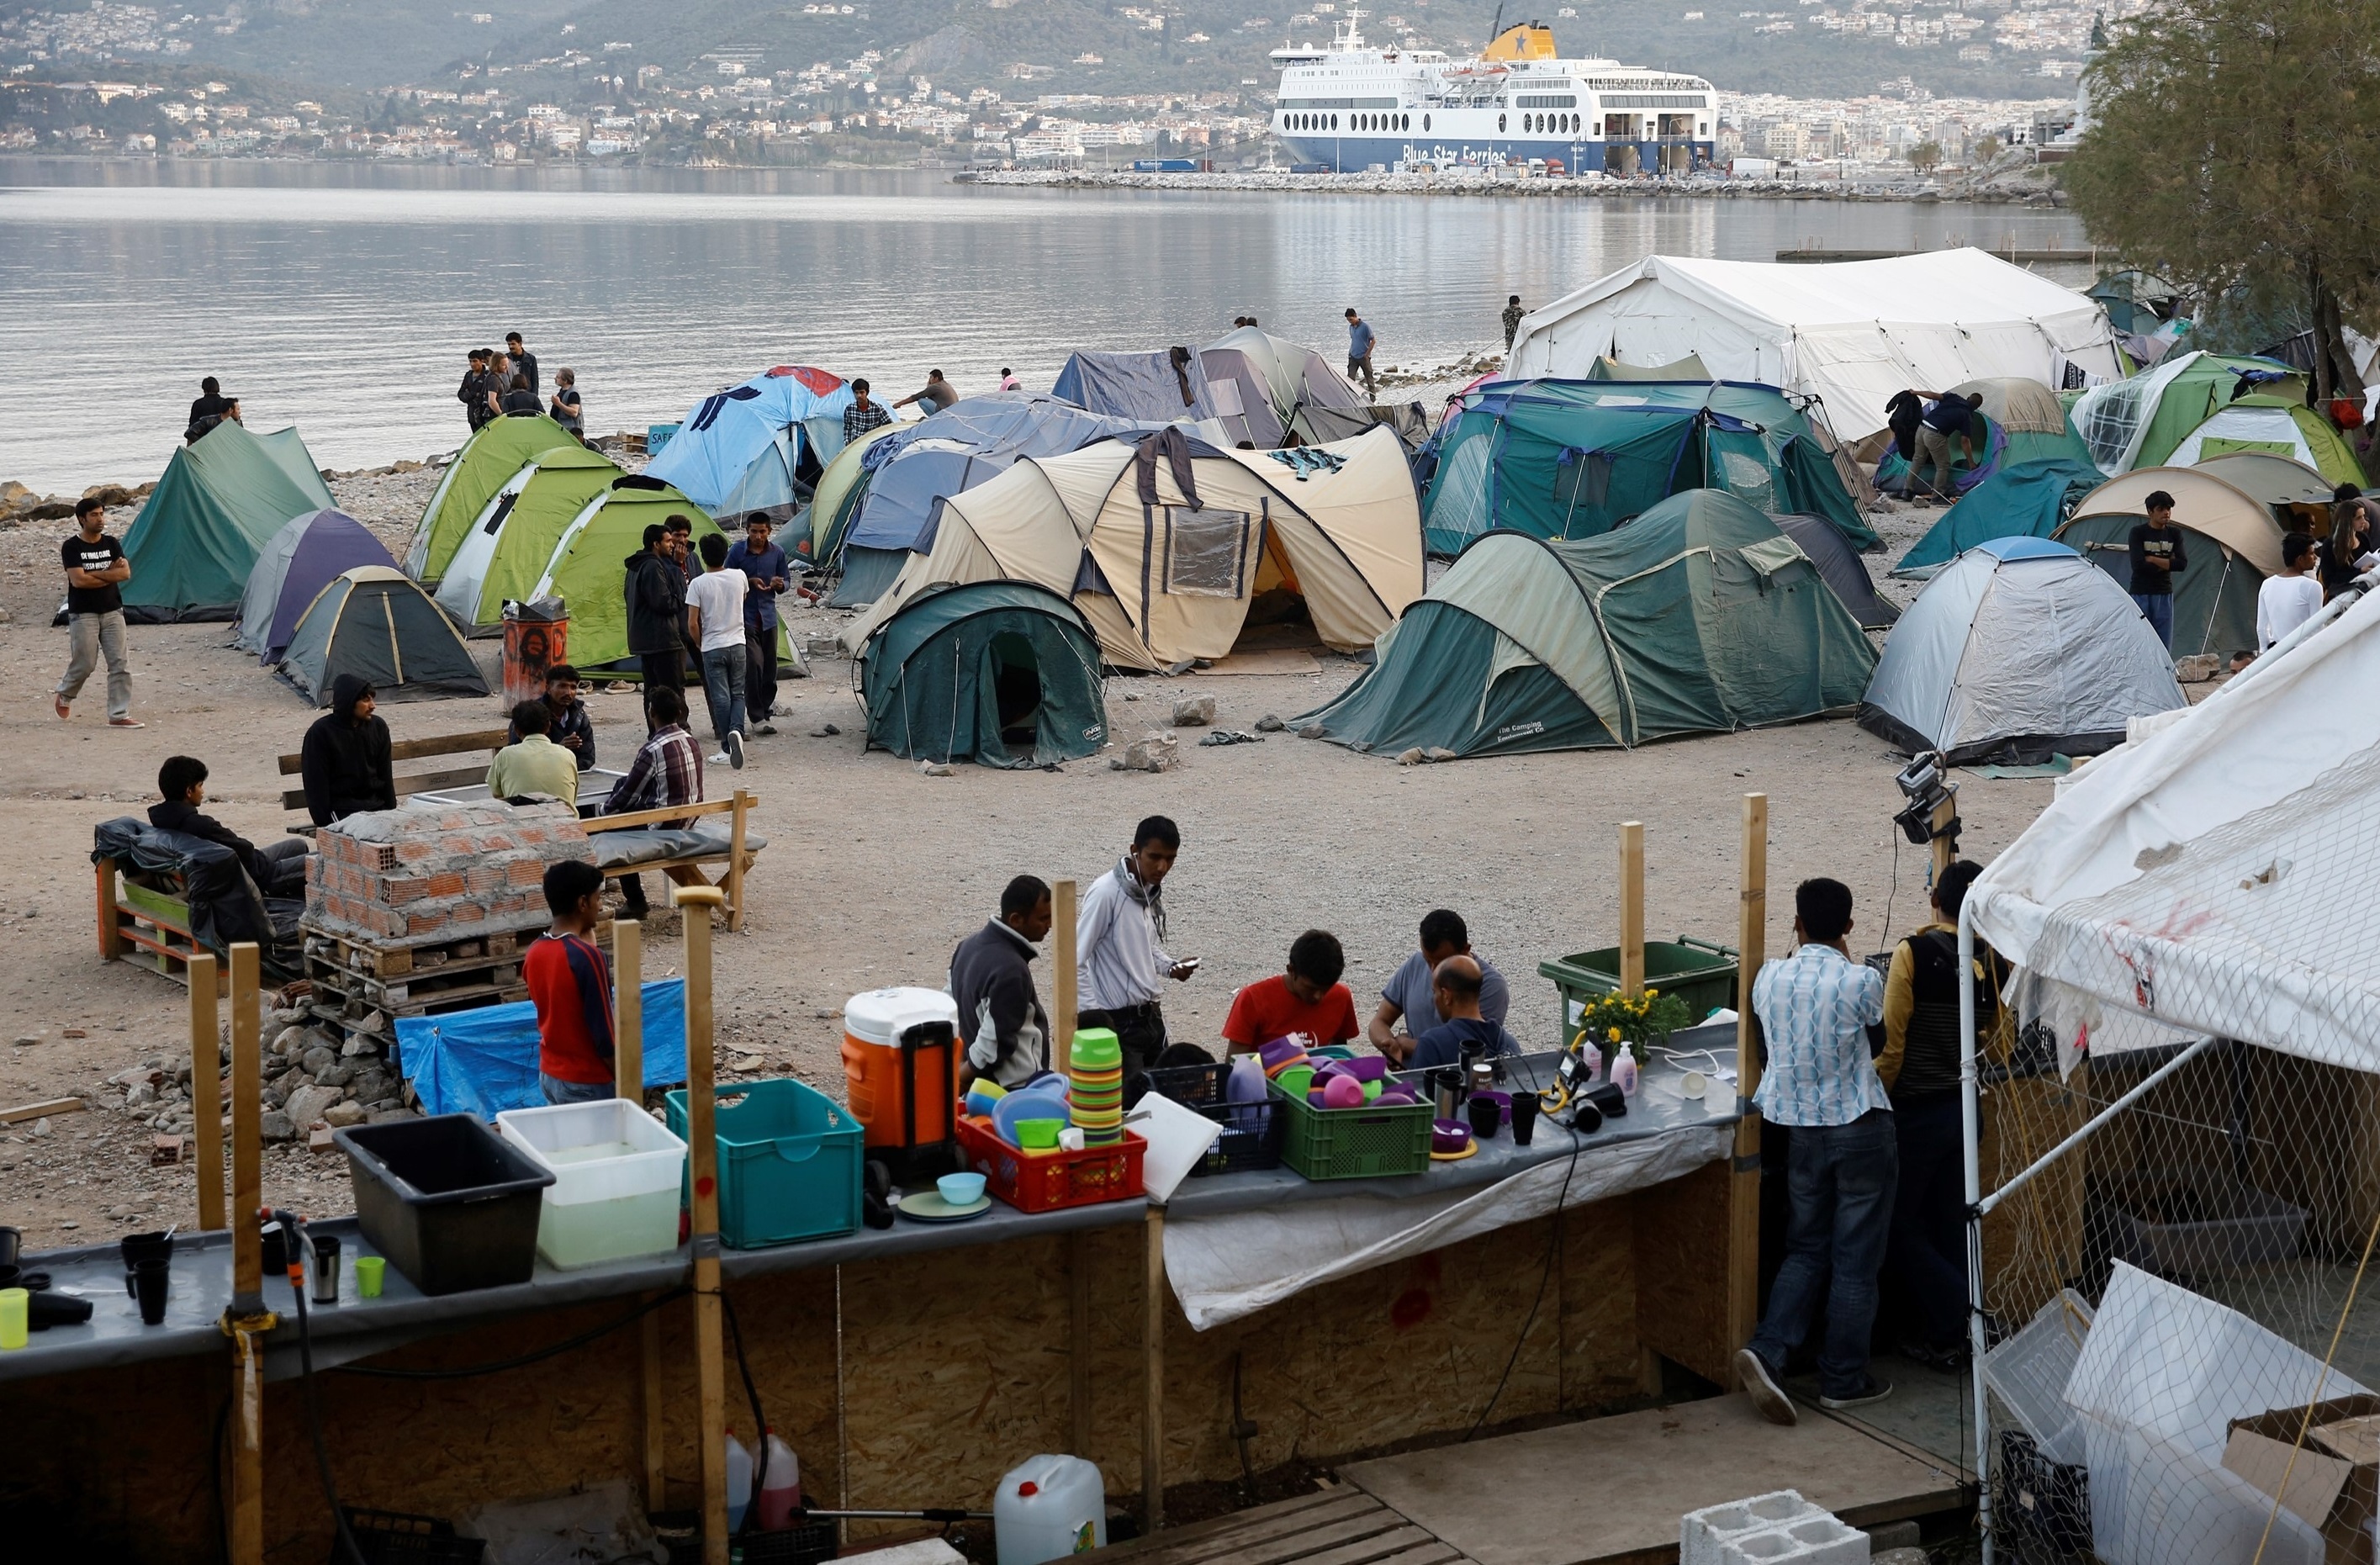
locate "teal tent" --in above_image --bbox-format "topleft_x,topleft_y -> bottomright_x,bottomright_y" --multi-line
1300,490 -> 1878,759
122,420 -> 337,621
1895,457 -> 2105,576
858,581 -> 1108,768
1422,378 -> 1873,556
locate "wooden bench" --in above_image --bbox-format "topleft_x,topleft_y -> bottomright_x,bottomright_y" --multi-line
276,727 -> 515,823
583,790 -> 758,933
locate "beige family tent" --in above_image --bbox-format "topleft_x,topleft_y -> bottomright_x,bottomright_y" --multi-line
840,428 -> 1423,671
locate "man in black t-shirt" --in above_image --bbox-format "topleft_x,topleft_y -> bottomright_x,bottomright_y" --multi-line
505,331 -> 539,396
188,375 -> 233,428
2127,489 -> 2188,648
56,497 -> 138,727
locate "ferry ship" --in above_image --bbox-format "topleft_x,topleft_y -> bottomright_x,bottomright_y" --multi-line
1271,9 -> 1717,176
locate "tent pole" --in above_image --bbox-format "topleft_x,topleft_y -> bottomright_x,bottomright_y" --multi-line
614,918 -> 668,1515
1961,907 -> 1993,1565
674,885 -> 732,1565
1618,821 -> 1644,997
1727,796 -> 1766,1367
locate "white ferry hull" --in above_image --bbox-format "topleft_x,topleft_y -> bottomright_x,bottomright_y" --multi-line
1276,130 -> 1715,174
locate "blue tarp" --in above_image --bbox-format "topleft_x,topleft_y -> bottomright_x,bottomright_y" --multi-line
395,977 -> 688,1120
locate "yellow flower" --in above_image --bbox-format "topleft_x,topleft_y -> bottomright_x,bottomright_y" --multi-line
1646,988 -> 1659,998
1607,1026 -> 1622,1042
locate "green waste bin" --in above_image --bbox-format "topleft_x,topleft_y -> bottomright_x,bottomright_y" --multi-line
1537,936 -> 1740,1047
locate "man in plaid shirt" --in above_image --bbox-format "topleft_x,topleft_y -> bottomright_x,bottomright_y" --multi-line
844,378 -> 893,444
603,685 -> 704,917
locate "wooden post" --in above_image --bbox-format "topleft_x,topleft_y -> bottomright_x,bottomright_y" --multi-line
611,918 -> 666,1511
1070,1229 -> 1093,1459
1142,1205 -> 1166,1533
1053,878 -> 1078,1075
674,884 -> 731,1565
1930,790 -> 1960,884
227,941 -> 265,1565
189,954 -> 224,1231
96,859 -> 120,961
1618,821 -> 1645,997
1727,796 -> 1768,1370
726,790 -> 750,933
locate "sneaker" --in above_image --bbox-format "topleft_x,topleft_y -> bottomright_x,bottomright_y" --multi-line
1735,1347 -> 1797,1426
108,717 -> 145,728
709,750 -> 730,764
1818,1375 -> 1894,1411
725,731 -> 745,769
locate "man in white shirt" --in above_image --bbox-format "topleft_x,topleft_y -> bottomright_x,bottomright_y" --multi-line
685,532 -> 748,769
1076,815 -> 1198,1081
2257,531 -> 2324,652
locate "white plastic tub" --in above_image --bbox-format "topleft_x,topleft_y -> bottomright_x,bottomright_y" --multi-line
495,1099 -> 687,1269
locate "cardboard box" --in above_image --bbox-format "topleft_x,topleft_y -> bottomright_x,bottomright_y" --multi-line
2224,1394 -> 2380,1565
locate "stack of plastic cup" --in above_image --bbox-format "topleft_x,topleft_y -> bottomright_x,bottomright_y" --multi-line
1068,1028 -> 1124,1147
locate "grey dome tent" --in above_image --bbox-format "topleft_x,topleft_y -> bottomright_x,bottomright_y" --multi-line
857,580 -> 1108,769
278,567 -> 491,706
1858,537 -> 2184,764
1774,512 -> 1899,629
1050,348 -> 1217,424
235,509 -> 396,663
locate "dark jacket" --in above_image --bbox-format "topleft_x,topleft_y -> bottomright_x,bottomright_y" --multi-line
458,369 -> 491,428
509,696 -> 597,770
514,350 -> 539,395
623,550 -> 684,658
149,798 -> 269,886
949,918 -> 1049,1088
299,674 -> 397,827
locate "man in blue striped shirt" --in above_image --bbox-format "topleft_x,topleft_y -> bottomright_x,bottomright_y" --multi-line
1736,877 -> 1896,1425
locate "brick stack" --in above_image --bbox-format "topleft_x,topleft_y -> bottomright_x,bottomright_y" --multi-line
305,799 -> 592,946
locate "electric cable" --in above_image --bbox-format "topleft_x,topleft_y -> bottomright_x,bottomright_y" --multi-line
1462,1123 -> 1584,1441
720,1288 -> 768,1537
271,1208 -> 370,1565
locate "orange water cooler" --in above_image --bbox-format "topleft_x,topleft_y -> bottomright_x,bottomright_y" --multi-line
839,987 -> 960,1178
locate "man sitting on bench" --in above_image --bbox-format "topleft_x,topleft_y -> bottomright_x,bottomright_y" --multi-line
299,674 -> 395,827
602,684 -> 703,918
152,754 -> 309,896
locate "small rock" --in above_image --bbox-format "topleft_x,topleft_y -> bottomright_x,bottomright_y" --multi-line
803,633 -> 842,660
1396,747 -> 1426,766
258,1110 -> 296,1143
1296,722 -> 1327,739
124,1081 -> 157,1108
1425,747 -> 1459,763
2174,652 -> 2222,683
1111,732 -> 1181,773
322,1101 -> 368,1129
366,1108 -> 415,1124
284,1083 -> 342,1127
31,1117 -> 51,1137
1171,695 -> 1217,727
810,722 -> 842,738
1255,714 -> 1285,732
272,1025 -> 309,1056
301,1045 -> 338,1077
12,1034 -> 37,1048
919,760 -> 955,777
315,1060 -> 358,1090
341,1036 -> 377,1058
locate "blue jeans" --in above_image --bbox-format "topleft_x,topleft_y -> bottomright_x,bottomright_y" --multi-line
2133,592 -> 2174,648
1751,1108 -> 1898,1398
1887,1095 -> 1969,1350
700,644 -> 747,743
540,1072 -> 614,1105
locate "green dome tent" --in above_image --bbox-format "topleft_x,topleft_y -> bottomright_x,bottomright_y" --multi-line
1422,378 -> 1872,557
526,478 -> 724,669
405,414 -> 587,584
431,442 -> 623,631
278,567 -> 490,705
1893,457 -> 2107,577
2069,351 -> 2364,484
121,420 -> 336,622
858,580 -> 1108,769
1300,489 -> 1877,759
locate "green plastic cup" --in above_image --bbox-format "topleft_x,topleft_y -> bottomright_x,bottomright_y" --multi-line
1016,1118 -> 1064,1150
355,1256 -> 385,1299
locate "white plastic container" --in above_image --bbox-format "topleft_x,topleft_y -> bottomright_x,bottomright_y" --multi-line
495,1098 -> 688,1269
994,1453 -> 1106,1565
725,1429 -> 754,1533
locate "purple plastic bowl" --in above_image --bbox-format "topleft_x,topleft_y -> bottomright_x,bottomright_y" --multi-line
1431,1118 -> 1472,1154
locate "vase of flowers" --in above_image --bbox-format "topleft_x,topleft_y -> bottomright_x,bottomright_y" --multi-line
1568,987 -> 1695,1076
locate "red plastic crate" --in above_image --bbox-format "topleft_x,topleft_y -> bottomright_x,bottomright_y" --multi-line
954,1114 -> 1145,1213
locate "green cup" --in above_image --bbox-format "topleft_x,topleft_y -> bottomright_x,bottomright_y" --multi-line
355,1256 -> 385,1299
1016,1118 -> 1064,1150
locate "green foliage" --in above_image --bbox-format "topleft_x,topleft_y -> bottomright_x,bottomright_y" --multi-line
1907,139 -> 1942,172
1568,987 -> 1695,1054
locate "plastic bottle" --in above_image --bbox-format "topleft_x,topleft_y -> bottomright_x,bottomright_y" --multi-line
1611,1043 -> 1640,1097
757,1428 -> 802,1530
724,1428 -> 755,1532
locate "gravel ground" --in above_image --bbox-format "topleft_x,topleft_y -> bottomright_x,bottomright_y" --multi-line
0,441 -> 2049,1247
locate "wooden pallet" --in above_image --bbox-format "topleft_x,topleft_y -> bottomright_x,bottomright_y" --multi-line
300,923 -> 615,1041
95,861 -> 225,992
1080,1488 -> 1473,1565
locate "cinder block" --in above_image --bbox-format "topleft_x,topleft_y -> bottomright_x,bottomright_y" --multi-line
1718,1515 -> 1868,1565
1684,1493 -> 1822,1565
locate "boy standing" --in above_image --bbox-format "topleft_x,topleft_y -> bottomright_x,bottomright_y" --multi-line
723,515 -> 790,733
685,532 -> 748,769
2257,531 -> 2324,651
525,860 -> 619,1105
56,497 -> 138,727
2127,489 -> 2189,648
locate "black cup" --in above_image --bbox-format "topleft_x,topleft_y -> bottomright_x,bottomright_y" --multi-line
0,1224 -> 21,1272
1468,1096 -> 1500,1141
130,1257 -> 170,1325
119,1229 -> 172,1270
1510,1094 -> 1540,1146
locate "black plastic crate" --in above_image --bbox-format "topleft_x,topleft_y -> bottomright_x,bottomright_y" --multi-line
1998,1428 -> 2090,1559
1140,1060 -> 1286,1176
336,1509 -> 485,1564
333,1114 -> 553,1296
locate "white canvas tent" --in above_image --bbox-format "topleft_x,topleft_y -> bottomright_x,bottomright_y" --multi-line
839,427 -> 1423,671
1506,248 -> 2123,441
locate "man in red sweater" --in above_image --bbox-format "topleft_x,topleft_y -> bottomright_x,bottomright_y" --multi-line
1221,929 -> 1360,1056
525,859 -> 619,1104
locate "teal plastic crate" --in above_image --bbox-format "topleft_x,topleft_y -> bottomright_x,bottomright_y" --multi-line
664,1078 -> 860,1249
1268,1078 -> 1434,1181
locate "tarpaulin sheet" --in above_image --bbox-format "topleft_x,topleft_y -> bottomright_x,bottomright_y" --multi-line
396,978 -> 687,1119
1161,1123 -> 1728,1330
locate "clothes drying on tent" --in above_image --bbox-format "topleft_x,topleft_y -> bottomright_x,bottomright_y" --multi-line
1895,457 -> 2106,576
828,394 -> 1161,609
1587,353 -> 1712,381
278,567 -> 489,705
1773,513 -> 1898,628
1858,537 -> 2185,764
1299,489 -> 1877,759
840,426 -> 1424,673
235,510 -> 397,663
432,442 -> 625,630
2052,467 -> 2287,660
1422,378 -> 1872,556
859,580 -> 1109,768
1871,376 -> 2096,499
1051,348 -> 1217,424
119,420 -> 337,622
527,478 -> 726,669
641,365 -> 853,526
1198,325 -> 1377,448
405,414 -> 578,584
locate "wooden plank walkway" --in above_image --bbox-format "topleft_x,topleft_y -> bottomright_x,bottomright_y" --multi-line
1079,1485 -> 1474,1565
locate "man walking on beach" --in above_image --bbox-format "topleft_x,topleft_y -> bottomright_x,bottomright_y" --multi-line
1345,308 -> 1377,397
2129,489 -> 2188,648
684,531 -> 748,769
56,497 -> 138,728
1501,294 -> 1526,351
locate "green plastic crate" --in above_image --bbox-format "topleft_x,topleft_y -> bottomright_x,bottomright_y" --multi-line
664,1078 -> 860,1249
1537,937 -> 1740,1047
1268,1078 -> 1434,1181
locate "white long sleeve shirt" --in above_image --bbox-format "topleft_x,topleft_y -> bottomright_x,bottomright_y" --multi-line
1076,865 -> 1173,1011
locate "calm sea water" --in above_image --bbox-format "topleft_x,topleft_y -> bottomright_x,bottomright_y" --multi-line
0,160 -> 2090,491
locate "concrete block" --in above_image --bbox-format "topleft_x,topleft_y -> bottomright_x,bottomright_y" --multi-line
1683,1492 -> 1821,1565
1719,1513 -> 1868,1565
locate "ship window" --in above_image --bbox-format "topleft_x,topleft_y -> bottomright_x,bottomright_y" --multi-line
1403,114 -> 1410,130
1424,114 -> 1431,131
1499,114 -> 1506,133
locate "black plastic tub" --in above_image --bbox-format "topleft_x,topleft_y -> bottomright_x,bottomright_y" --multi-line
334,1115 -> 554,1296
